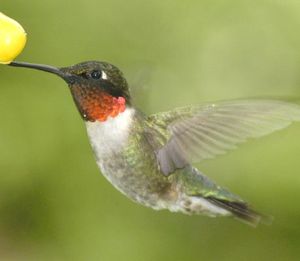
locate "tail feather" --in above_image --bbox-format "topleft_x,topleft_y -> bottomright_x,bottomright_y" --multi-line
206,197 -> 272,226
179,166 -> 272,226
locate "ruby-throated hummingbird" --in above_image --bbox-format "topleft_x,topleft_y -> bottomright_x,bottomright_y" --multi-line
8,60 -> 300,225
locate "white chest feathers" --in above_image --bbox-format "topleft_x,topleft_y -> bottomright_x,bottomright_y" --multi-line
85,108 -> 135,156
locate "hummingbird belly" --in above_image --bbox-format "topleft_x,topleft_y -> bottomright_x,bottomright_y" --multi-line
85,108 -> 173,208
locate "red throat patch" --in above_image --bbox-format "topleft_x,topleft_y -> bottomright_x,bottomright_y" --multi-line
71,85 -> 126,122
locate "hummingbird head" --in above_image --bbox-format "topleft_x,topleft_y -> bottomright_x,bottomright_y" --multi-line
9,61 -> 131,122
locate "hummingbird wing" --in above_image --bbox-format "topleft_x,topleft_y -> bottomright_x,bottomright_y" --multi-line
148,99 -> 300,175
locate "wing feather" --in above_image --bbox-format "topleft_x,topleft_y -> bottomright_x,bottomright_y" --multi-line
148,99 -> 300,175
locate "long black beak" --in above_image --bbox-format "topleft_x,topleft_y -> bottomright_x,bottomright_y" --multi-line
9,61 -> 74,83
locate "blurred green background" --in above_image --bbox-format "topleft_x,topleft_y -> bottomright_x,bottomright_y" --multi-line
1,0 -> 300,260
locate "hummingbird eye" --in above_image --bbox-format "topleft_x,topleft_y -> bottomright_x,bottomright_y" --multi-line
91,70 -> 102,79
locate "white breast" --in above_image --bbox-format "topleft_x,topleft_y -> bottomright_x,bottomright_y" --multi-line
85,108 -> 135,156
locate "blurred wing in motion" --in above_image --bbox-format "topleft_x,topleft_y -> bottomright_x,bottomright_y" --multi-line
148,100 -> 300,175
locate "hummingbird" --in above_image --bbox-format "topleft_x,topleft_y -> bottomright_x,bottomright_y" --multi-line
8,60 -> 300,226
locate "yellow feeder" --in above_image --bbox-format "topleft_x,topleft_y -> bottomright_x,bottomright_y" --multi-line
0,12 -> 27,64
